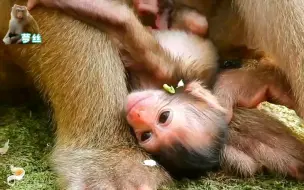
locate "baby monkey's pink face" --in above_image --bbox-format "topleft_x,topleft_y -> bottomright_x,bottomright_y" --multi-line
126,90 -> 190,152
125,83 -> 228,154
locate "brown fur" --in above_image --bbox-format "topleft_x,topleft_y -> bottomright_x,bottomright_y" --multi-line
175,0 -> 304,178
214,61 -> 304,179
65,0 -> 219,89
67,1 -> 226,176
224,108 -> 304,180
0,0 -> 304,189
55,0 -> 304,180
197,0 -> 304,118
0,0 -> 171,189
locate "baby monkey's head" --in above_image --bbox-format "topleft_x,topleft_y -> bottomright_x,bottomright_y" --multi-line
125,81 -> 228,178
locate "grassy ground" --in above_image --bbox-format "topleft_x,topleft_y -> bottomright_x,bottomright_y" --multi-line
0,102 -> 304,190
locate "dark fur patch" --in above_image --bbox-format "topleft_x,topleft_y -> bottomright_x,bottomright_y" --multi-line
8,33 -> 17,38
219,59 -> 242,70
153,123 -> 227,179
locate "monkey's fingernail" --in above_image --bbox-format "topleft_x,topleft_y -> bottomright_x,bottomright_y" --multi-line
163,84 -> 175,94
7,165 -> 25,186
143,159 -> 157,167
0,139 -> 9,155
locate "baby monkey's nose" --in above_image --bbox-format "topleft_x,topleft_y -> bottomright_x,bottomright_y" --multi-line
129,108 -> 147,124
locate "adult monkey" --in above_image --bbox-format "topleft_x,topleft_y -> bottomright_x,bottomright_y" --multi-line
0,0 -> 171,189
0,1 -> 303,190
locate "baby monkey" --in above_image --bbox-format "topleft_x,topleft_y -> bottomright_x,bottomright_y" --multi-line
28,0 -> 228,174
3,4 -> 39,44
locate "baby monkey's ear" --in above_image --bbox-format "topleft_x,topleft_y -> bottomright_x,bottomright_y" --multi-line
184,81 -> 226,113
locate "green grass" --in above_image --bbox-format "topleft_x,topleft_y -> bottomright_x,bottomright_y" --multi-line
0,105 -> 57,190
0,103 -> 303,190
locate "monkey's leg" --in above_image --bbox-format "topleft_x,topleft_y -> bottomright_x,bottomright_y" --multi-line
10,35 -> 22,44
1,1 -> 171,189
224,108 -> 304,180
233,0 -> 304,118
3,31 -> 12,44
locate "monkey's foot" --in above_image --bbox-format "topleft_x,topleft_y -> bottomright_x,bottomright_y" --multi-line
52,147 -> 171,189
3,37 -> 11,45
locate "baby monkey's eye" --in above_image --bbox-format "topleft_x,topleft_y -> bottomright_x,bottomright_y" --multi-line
158,111 -> 170,124
141,132 -> 152,142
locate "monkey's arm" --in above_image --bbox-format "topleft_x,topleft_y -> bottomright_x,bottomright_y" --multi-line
44,0 -> 181,84
225,108 -> 304,180
214,64 -> 295,121
25,15 -> 40,34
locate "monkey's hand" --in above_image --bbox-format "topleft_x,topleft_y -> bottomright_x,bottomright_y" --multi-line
27,0 -> 175,85
224,108 -> 304,180
53,147 -> 170,190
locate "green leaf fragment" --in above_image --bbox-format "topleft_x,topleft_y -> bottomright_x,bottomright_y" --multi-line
163,84 -> 175,94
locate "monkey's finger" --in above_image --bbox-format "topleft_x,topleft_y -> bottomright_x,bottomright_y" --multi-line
27,0 -> 40,10
134,0 -> 158,15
